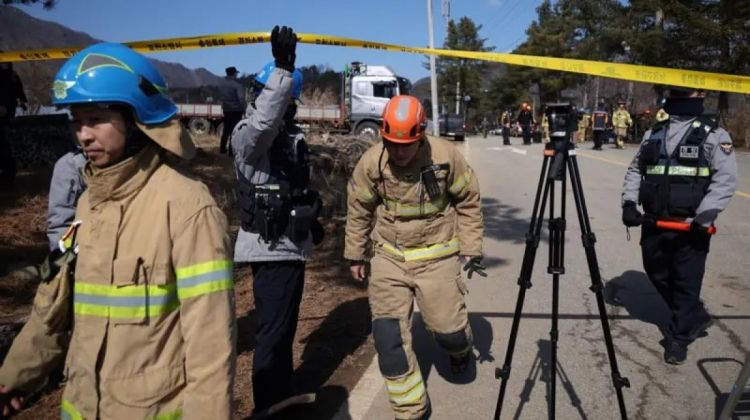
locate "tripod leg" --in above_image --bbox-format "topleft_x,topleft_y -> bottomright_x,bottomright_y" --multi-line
494,156 -> 553,420
567,153 -> 631,420
548,159 -> 566,420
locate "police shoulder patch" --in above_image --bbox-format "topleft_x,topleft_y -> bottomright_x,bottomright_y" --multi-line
719,143 -> 733,155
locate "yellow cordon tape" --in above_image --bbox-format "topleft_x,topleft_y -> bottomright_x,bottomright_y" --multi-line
1,31 -> 748,94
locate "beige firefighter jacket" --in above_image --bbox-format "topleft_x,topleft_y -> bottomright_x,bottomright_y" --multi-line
0,144 -> 236,420
612,109 -> 632,129
345,136 -> 483,262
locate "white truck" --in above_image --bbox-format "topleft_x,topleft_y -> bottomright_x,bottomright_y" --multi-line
176,61 -> 410,139
296,61 -> 411,139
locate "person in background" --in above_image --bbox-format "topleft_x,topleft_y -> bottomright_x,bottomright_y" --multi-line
219,65 -> 246,155
517,102 -> 534,145
612,99 -> 633,149
0,60 -> 28,187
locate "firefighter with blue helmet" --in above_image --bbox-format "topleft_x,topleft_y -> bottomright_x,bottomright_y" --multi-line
621,85 -> 737,365
0,42 -> 236,419
230,26 -> 323,416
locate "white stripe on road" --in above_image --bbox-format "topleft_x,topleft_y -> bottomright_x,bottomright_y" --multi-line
486,146 -> 527,155
342,354 -> 384,419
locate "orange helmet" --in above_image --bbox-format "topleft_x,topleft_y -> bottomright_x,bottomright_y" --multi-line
381,95 -> 426,143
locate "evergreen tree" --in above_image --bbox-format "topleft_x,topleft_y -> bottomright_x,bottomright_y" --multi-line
433,17 -> 494,117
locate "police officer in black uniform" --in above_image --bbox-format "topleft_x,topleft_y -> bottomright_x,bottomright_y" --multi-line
621,86 -> 737,365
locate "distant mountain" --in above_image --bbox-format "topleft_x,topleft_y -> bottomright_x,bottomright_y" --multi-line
0,5 -> 224,105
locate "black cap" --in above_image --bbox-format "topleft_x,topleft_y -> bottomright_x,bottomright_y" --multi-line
225,66 -> 238,76
661,85 -> 704,98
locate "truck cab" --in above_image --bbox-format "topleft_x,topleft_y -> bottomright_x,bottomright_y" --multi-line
345,62 -> 409,139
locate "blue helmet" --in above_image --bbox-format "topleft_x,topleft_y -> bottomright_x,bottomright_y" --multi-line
254,61 -> 303,99
51,42 -> 177,125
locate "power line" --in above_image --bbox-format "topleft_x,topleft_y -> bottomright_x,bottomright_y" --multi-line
483,0 -> 518,29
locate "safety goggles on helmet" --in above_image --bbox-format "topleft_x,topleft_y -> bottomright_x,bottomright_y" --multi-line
51,42 -> 177,125
380,95 -> 426,144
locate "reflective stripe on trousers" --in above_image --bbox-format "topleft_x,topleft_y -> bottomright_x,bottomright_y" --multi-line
385,370 -> 427,407
61,399 -> 183,420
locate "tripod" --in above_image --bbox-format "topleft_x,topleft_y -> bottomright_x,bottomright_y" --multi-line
493,140 -> 630,420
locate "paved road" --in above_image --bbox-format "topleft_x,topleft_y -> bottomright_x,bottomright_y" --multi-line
346,135 -> 750,420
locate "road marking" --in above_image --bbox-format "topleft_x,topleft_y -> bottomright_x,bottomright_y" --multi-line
510,147 -> 527,155
343,354 -> 383,419
576,151 -> 629,167
577,151 -> 750,199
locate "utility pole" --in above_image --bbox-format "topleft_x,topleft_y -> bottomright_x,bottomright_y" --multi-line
428,0 -> 441,136
594,77 -> 600,109
455,80 -> 461,114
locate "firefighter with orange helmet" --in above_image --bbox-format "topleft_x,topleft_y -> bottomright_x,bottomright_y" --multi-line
345,95 -> 485,419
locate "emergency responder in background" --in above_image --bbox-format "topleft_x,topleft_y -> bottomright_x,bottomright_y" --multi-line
0,42 -> 236,419
517,102 -> 534,145
636,108 -> 655,141
231,26 -> 323,416
621,86 -> 737,365
219,65 -> 246,155
591,102 -> 609,150
541,109 -> 550,144
578,108 -> 591,144
480,115 -> 490,138
500,108 -> 512,145
612,99 -> 633,149
0,59 -> 28,187
9,148 -> 88,285
345,95 -> 485,419
656,105 -> 669,122
47,150 -> 86,250
568,104 -> 580,145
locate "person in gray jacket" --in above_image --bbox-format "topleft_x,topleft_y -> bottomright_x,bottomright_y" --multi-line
231,25 -> 321,415
47,150 -> 86,250
621,86 -> 737,365
219,66 -> 246,155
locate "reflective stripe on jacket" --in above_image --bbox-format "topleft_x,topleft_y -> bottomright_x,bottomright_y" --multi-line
0,144 -> 236,420
345,136 -> 483,262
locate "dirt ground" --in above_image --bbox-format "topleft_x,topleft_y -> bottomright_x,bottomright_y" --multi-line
0,134 -> 375,419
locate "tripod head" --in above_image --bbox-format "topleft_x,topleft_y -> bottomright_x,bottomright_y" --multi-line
545,102 -> 576,143
544,102 -> 577,181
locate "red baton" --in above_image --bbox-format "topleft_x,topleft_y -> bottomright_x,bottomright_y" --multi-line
656,220 -> 716,235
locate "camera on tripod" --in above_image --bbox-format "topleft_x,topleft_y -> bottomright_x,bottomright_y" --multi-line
545,102 -> 576,143
544,102 -> 577,180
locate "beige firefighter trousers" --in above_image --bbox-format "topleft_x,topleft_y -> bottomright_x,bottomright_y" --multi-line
368,251 -> 473,419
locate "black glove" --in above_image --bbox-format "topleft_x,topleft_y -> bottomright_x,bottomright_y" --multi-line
462,256 -> 487,279
271,25 -> 297,72
690,221 -> 711,238
622,201 -> 643,227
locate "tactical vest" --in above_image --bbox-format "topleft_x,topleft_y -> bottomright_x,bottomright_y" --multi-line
236,127 -> 321,243
592,112 -> 607,131
637,117 -> 714,218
